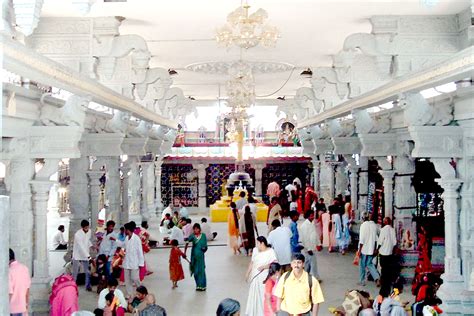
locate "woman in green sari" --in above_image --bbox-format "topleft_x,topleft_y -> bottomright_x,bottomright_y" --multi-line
185,223 -> 208,291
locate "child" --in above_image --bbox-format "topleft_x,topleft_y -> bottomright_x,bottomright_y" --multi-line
169,239 -> 187,289
104,292 -> 125,316
263,262 -> 282,316
95,254 -> 108,293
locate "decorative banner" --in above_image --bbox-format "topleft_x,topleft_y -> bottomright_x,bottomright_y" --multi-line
367,181 -> 376,214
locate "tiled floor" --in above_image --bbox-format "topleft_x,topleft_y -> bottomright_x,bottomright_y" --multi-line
48,215 -> 412,315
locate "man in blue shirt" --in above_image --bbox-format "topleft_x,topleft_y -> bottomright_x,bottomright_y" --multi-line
98,220 -> 118,277
289,211 -> 303,255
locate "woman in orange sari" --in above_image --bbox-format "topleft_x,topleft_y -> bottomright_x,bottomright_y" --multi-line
228,202 -> 241,255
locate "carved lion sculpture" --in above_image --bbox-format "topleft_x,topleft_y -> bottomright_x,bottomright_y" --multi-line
40,94 -> 89,127
104,110 -> 131,133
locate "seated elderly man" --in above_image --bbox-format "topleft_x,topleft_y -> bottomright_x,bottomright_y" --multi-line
127,286 -> 166,315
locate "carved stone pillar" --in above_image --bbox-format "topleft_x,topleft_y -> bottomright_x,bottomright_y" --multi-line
87,170 -> 103,233
254,164 -> 264,198
66,157 -> 90,262
393,153 -> 416,241
312,158 -> 321,196
335,162 -> 348,197
327,162 -> 336,202
6,158 -> 35,271
193,163 -> 208,211
358,156 -> 369,216
379,169 -> 395,220
140,161 -> 155,220
0,195 -> 10,316
120,164 -> 130,225
30,180 -> 54,313
128,157 -> 141,222
154,159 -> 163,216
105,156 -> 121,225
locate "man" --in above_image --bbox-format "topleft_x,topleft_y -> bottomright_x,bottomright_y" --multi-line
299,210 -> 320,281
274,253 -> 324,316
72,219 -> 92,291
98,220 -> 118,277
289,211 -> 302,255
235,191 -> 247,214
267,196 -> 282,232
315,198 -> 326,212
166,222 -> 184,245
179,202 -> 189,219
139,294 -> 167,316
182,218 -> 193,241
160,213 -> 172,234
266,180 -> 281,199
200,217 -> 217,241
267,219 -> 292,271
377,217 -> 397,294
97,277 -> 127,309
358,212 -> 380,286
123,221 -> 145,297
9,248 -> 31,316
285,181 -> 297,202
52,225 -> 68,250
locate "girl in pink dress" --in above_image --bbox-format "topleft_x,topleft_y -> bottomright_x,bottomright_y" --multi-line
263,262 -> 282,316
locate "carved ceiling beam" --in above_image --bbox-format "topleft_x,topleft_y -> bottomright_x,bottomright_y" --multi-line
2,34 -> 176,128
358,133 -> 398,157
408,126 -> 463,158
79,133 -> 125,157
299,46 -> 474,128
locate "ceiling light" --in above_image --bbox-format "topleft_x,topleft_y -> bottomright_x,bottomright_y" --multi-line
300,68 -> 312,78
168,69 -> 178,75
216,3 -> 279,49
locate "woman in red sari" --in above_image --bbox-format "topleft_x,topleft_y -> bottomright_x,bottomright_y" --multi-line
412,226 -> 432,295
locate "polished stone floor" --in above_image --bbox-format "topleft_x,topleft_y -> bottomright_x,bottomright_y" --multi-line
48,214 -> 411,315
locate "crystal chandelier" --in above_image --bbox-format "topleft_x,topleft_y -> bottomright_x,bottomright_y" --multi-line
216,3 -> 279,49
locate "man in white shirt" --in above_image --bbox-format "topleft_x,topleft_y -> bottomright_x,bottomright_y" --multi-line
98,220 -> 118,277
358,212 -> 380,286
235,191 -> 248,214
52,225 -> 67,250
299,210 -> 320,280
97,278 -> 127,309
267,219 -> 293,271
378,217 -> 397,294
285,181 -> 297,202
166,223 -> 185,245
200,217 -> 217,241
72,219 -> 93,291
123,221 -> 145,297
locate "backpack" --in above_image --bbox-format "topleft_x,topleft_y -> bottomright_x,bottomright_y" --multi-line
281,271 -> 313,304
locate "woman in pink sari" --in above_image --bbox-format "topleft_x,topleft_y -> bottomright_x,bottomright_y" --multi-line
50,274 -> 79,316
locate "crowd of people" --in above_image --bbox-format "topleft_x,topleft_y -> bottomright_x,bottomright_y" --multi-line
7,177 -> 444,316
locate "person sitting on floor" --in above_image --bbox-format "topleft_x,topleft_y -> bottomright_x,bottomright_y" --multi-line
52,225 -> 68,250
200,217 -> 217,241
98,278 -> 127,310
164,222 -> 185,245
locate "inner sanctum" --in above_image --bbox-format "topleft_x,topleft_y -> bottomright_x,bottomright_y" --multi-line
1,0 -> 474,315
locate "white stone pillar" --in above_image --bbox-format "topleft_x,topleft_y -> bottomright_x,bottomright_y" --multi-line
348,167 -> 359,215
193,163 -> 208,211
393,154 -> 416,241
105,156 -> 121,224
120,164 -> 130,225
312,158 -> 321,196
379,170 -> 395,220
6,158 -> 35,271
328,162 -> 336,202
358,156 -> 369,216
140,161 -> 155,219
128,157 -> 141,222
30,180 -> 54,313
0,195 -> 10,315
87,170 -> 103,233
335,162 -> 348,197
154,159 -> 163,216
254,164 -> 264,198
66,157 -> 90,262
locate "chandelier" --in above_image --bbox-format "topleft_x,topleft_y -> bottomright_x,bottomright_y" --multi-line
216,3 -> 279,49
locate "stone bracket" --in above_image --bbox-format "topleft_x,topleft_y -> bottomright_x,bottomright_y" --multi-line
332,136 -> 361,155
314,139 -> 334,155
121,137 -> 147,156
80,133 -> 125,156
408,126 -> 463,158
359,133 -> 398,156
23,126 -> 83,159
145,139 -> 163,155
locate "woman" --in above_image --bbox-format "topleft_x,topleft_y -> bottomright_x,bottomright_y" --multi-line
185,223 -> 208,291
245,236 -> 277,316
267,197 -> 282,232
263,262 -> 282,316
239,205 -> 257,256
49,274 -> 79,316
216,298 -> 241,316
339,208 -> 352,254
321,209 -> 331,248
228,202 -> 241,255
296,184 -> 303,214
328,206 -> 338,252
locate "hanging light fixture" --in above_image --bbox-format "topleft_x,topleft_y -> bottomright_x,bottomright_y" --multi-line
216,2 -> 279,49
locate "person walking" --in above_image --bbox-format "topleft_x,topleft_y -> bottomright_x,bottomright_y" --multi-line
228,202 -> 241,255
9,248 -> 31,316
266,180 -> 281,200
185,223 -> 208,291
72,219 -> 92,291
123,221 -> 145,297
289,211 -> 302,255
239,205 -> 257,256
299,210 -> 321,281
267,219 -> 292,272
244,236 -> 277,316
378,217 -> 397,295
274,253 -> 324,316
358,212 -> 380,286
98,220 -> 118,278
267,196 -> 282,232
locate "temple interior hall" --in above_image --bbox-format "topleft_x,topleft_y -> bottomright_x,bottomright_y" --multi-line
1,0 -> 474,315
